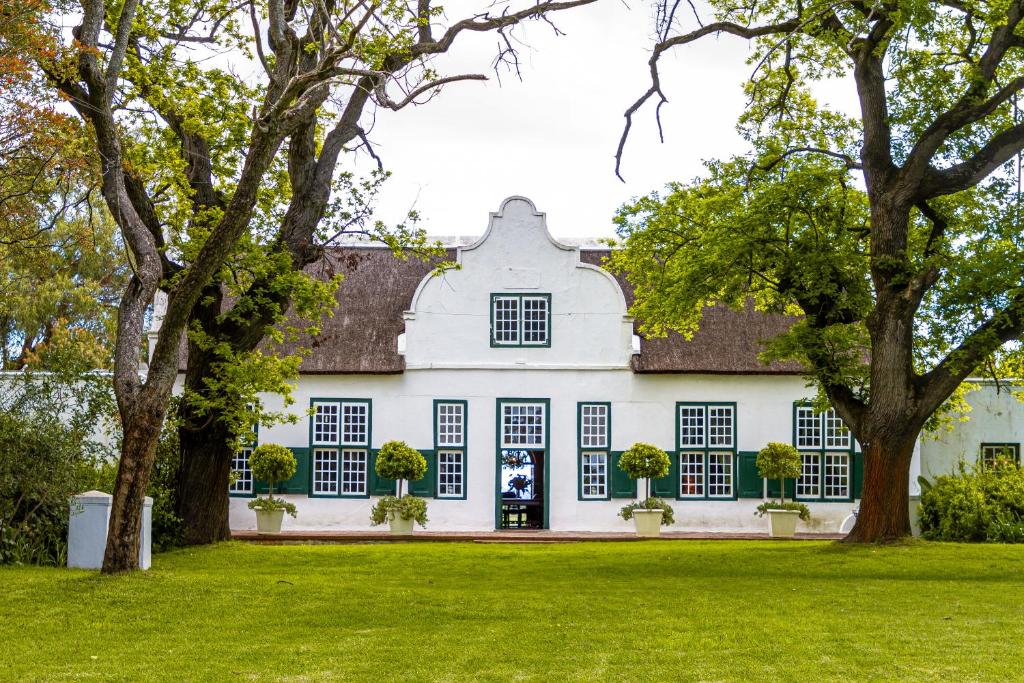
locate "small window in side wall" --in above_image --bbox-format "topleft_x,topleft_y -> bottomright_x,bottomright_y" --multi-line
981,443 -> 1021,467
580,452 -> 608,499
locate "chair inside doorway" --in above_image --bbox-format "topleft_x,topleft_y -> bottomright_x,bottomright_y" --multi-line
500,449 -> 544,529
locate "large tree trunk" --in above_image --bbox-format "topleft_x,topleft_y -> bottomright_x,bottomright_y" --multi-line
176,419 -> 234,545
845,436 -> 916,542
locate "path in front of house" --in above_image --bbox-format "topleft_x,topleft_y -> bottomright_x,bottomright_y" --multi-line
232,529 -> 845,543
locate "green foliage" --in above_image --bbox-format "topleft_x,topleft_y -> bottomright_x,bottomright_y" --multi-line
618,497 -> 675,525
919,461 -> 1024,543
617,443 -> 670,480
369,494 -> 428,527
249,444 -> 297,488
755,501 -> 811,523
247,497 -> 298,518
756,442 -> 803,482
374,441 -> 427,482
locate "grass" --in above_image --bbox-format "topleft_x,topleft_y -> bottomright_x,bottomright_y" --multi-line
2,540 -> 1023,681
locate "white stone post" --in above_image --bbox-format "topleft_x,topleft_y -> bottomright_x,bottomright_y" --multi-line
68,491 -> 152,570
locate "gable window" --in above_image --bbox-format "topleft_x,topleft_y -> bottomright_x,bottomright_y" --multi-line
675,403 -> 737,500
434,400 -> 468,499
578,402 -> 611,500
310,398 -> 371,497
981,443 -> 1021,467
490,293 -> 551,347
793,403 -> 854,501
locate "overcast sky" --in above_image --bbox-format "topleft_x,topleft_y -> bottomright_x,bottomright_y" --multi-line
354,1 -> 780,239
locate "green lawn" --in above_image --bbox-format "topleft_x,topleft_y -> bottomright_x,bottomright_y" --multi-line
2,540 -> 1023,681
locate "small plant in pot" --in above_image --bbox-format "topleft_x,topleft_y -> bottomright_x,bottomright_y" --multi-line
616,442 -> 675,537
370,440 -> 428,534
754,442 -> 810,538
246,444 -> 298,534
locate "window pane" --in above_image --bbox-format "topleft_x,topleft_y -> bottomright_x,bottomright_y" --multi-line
493,297 -> 519,344
522,296 -> 549,344
229,448 -> 253,494
313,403 -> 339,444
313,448 -> 339,495
437,403 -> 465,447
437,450 -> 464,498
824,409 -> 851,449
502,403 -> 544,447
823,453 -> 850,499
708,406 -> 734,447
981,444 -> 1020,467
581,451 -> 608,498
679,406 -> 706,448
796,453 -> 820,498
341,403 -> 368,445
340,449 -> 367,494
795,406 -> 821,449
580,404 -> 608,448
707,452 -> 733,497
679,452 -> 704,497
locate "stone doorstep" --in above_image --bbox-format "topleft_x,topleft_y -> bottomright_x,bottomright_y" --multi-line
231,530 -> 845,544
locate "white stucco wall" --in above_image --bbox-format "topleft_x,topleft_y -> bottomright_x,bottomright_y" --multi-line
920,382 -> 1024,479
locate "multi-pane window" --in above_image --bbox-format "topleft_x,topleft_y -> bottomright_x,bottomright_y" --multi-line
502,403 -> 545,448
823,453 -> 850,499
679,452 -> 705,497
679,406 -> 706,447
708,407 -> 734,448
437,450 -> 465,498
824,409 -> 851,449
229,448 -> 253,494
707,452 -> 733,498
491,294 -> 551,346
580,404 -> 609,448
581,452 -> 608,499
313,448 -> 339,495
341,402 -> 369,445
313,402 -> 339,444
341,449 -> 368,495
796,453 -> 821,498
981,443 -> 1021,467
436,402 -> 465,447
795,406 -> 821,448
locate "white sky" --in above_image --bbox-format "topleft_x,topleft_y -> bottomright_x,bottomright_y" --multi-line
355,1 -> 776,239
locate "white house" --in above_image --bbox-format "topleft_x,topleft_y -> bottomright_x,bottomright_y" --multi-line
158,196 -> 1023,534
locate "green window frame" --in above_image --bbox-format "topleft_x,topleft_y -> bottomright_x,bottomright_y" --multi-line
434,400 -> 468,499
229,422 -> 258,498
980,443 -> 1021,467
309,398 -> 372,498
672,402 -> 738,500
489,293 -> 552,347
792,402 -> 856,503
577,402 -> 611,500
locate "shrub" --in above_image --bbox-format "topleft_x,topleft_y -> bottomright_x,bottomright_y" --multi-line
375,440 -> 427,496
618,497 -> 675,526
919,461 -> 1024,543
249,444 -> 297,488
755,501 -> 811,522
756,442 -> 803,505
370,495 -> 428,527
248,496 -> 298,518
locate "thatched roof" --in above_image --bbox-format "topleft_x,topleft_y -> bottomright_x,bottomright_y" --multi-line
179,245 -> 804,375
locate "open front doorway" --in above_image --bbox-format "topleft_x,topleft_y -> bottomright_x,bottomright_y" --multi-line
495,400 -> 549,530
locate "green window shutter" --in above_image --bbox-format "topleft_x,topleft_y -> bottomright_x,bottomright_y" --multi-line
649,454 -> 678,499
279,448 -> 309,494
407,450 -> 436,498
766,477 -> 796,499
736,452 -> 763,498
253,479 -> 268,494
609,452 -> 638,499
853,451 -> 864,499
368,450 -> 397,496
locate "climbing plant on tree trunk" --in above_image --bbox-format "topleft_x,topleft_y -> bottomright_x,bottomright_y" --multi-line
611,0 -> 1024,542
29,0 -> 597,571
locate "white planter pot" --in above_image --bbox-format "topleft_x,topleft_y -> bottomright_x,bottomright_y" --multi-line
388,511 -> 415,535
255,509 -> 285,534
632,509 -> 664,537
767,509 -> 801,538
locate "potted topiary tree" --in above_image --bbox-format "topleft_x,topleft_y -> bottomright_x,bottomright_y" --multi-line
246,444 -> 298,534
754,442 -> 810,538
616,442 -> 675,537
369,440 -> 429,534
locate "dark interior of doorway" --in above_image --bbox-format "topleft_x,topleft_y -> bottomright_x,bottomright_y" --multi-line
499,449 -> 545,530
